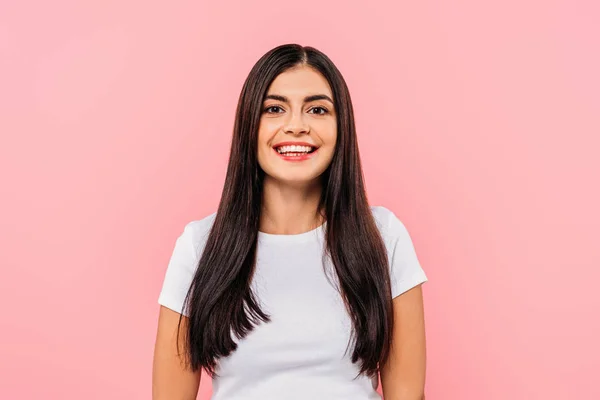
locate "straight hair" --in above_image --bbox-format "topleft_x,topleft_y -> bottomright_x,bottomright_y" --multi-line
178,43 -> 394,379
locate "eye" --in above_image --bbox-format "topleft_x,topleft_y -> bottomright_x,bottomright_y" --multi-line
264,105 -> 284,114
309,106 -> 329,115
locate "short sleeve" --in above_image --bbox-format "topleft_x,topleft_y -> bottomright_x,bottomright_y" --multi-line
384,209 -> 428,298
157,222 -> 201,317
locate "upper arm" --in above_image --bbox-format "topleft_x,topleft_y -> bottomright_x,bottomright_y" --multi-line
154,219 -> 210,399
375,206 -> 428,399
152,305 -> 201,400
380,285 -> 426,400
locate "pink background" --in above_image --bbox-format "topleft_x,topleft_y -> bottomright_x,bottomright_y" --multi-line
1,1 -> 599,399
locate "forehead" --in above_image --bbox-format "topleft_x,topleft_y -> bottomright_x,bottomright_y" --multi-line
266,66 -> 333,98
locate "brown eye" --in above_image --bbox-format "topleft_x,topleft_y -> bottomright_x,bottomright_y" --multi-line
264,105 -> 283,114
309,106 -> 328,115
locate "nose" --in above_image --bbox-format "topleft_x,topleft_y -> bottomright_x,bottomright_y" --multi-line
283,111 -> 310,135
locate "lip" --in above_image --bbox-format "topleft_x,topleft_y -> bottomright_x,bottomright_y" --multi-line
272,141 -> 319,150
272,141 -> 319,162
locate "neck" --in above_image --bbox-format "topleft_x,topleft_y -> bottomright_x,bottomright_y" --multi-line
259,176 -> 325,235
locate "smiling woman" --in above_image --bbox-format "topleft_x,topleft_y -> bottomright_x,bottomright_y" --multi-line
258,66 -> 337,186
152,44 -> 428,400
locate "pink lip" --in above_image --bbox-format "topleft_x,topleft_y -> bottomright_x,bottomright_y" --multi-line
273,146 -> 319,162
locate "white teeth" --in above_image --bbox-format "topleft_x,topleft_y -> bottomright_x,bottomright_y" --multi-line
276,145 -> 314,154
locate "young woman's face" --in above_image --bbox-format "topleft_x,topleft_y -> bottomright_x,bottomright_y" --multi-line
257,65 -> 337,186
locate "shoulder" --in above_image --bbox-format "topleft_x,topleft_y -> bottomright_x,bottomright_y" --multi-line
370,206 -> 428,297
173,211 -> 218,262
369,205 -> 409,240
181,211 -> 217,241
370,205 -> 419,255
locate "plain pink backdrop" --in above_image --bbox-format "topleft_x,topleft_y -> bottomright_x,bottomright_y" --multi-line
1,1 -> 599,399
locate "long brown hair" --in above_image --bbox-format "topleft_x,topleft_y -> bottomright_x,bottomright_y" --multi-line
179,43 -> 393,378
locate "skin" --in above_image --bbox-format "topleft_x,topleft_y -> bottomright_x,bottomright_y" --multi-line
257,65 -> 337,235
380,285 -> 427,400
153,307 -> 201,399
152,64 -> 426,399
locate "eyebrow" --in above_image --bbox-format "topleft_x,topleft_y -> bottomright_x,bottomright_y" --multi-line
264,94 -> 334,104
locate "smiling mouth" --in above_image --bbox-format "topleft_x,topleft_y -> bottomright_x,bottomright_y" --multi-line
273,144 -> 318,156
272,143 -> 319,161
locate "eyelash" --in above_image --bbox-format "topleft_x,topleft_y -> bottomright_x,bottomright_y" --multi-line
263,105 -> 329,115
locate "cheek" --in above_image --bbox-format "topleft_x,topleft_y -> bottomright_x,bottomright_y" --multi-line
257,123 -> 267,143
323,122 -> 338,147
257,120 -> 279,144
256,126 -> 274,167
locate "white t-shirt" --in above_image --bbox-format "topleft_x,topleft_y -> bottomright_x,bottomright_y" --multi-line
158,205 -> 428,400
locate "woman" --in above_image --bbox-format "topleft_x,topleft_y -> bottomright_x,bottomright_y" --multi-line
152,43 -> 428,400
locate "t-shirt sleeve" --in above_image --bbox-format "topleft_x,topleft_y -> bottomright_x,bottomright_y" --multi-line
157,222 -> 201,317
385,209 -> 428,299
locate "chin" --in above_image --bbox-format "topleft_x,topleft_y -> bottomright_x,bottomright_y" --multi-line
267,174 -> 322,187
